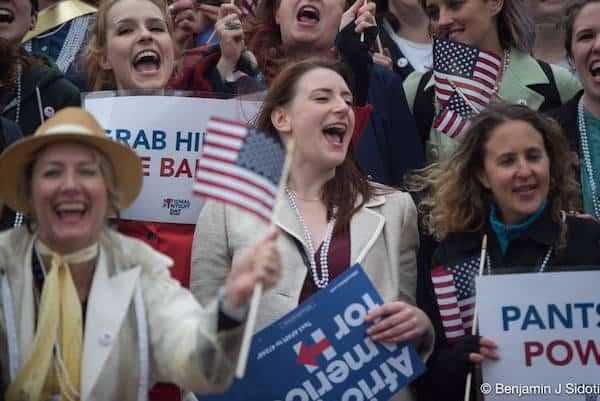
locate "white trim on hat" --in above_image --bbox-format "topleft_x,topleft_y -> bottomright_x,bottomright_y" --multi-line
44,124 -> 93,136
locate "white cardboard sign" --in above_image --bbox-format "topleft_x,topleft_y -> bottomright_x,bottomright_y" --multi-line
83,94 -> 261,223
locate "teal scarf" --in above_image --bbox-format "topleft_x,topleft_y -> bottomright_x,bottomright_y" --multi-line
489,200 -> 547,254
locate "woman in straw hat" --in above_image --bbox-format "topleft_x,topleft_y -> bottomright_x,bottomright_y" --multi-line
0,107 -> 283,401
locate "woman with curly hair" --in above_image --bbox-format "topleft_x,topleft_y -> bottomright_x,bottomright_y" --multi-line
412,103 -> 600,401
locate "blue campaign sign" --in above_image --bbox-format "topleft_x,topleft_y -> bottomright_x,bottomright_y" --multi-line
197,264 -> 426,401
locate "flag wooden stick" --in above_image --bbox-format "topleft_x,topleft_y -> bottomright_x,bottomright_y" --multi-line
235,140 -> 295,379
447,78 -> 480,114
376,34 -> 384,54
205,24 -> 217,45
360,0 -> 368,42
464,234 -> 487,401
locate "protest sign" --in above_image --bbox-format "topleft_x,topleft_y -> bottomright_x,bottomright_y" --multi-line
198,264 -> 426,401
83,94 -> 261,223
477,271 -> 600,401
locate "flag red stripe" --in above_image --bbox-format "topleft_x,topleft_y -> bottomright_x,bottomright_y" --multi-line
209,116 -> 248,129
450,118 -> 468,139
442,323 -> 465,332
203,139 -> 241,153
477,52 -> 502,70
473,65 -> 497,81
479,49 -> 502,63
436,292 -> 458,300
195,177 -> 273,211
206,128 -> 246,141
438,302 -> 461,311
202,153 -> 237,165
435,78 -> 490,106
435,74 -> 494,93
477,57 -> 502,72
442,312 -> 462,321
196,164 -> 277,199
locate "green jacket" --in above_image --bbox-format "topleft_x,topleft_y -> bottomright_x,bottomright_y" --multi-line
403,48 -> 581,161
2,55 -> 80,136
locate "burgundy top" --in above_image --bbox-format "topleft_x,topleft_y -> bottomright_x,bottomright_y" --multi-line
299,229 -> 351,303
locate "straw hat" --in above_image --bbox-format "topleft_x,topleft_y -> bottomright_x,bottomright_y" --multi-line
0,107 -> 143,213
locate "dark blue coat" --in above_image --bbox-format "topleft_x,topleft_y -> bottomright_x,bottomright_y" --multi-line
354,65 -> 424,187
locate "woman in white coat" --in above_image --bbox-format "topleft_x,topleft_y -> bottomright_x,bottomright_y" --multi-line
0,107 -> 282,401
191,58 -> 434,401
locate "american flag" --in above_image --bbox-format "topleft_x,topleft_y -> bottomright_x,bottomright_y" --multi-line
431,256 -> 480,342
193,116 -> 287,222
433,38 -> 501,140
433,92 -> 476,141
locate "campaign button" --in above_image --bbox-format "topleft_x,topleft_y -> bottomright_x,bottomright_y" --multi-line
397,57 -> 409,68
99,332 -> 113,346
44,106 -> 55,118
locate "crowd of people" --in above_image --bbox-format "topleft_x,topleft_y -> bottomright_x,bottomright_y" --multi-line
0,0 -> 599,400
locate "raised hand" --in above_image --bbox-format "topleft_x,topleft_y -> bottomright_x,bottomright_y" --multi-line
170,0 -> 198,49
215,3 -> 244,79
339,0 -> 376,34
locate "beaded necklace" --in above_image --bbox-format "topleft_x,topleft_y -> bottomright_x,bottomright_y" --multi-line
10,64 -> 23,228
485,245 -> 553,275
286,188 -> 334,288
23,15 -> 90,75
577,97 -> 600,219
492,49 -> 511,96
14,63 -> 22,125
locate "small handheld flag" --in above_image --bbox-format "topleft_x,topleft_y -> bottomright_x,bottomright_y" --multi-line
433,38 -> 502,141
193,116 -> 287,222
430,256 -> 480,342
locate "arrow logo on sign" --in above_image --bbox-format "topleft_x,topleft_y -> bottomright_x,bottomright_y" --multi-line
296,338 -> 331,366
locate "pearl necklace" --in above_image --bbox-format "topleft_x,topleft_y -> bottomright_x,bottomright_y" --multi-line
8,64 -> 24,228
492,49 -> 511,95
486,245 -> 553,274
23,15 -> 90,75
286,188 -> 334,288
15,63 -> 22,125
13,212 -> 23,228
577,97 -> 600,220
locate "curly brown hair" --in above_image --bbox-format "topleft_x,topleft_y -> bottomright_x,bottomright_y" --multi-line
409,103 -> 581,247
84,0 -> 174,91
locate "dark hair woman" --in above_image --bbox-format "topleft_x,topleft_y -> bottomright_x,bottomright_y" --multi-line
191,58 -> 435,401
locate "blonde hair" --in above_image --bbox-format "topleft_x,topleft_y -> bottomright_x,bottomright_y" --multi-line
85,0 -> 174,91
408,104 -> 580,247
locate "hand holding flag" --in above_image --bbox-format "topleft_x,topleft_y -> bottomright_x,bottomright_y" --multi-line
194,116 -> 292,378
